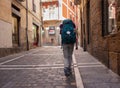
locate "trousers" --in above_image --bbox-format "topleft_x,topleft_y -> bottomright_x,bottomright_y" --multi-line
62,44 -> 74,68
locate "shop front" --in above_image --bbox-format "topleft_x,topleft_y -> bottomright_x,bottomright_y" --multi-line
32,24 -> 39,46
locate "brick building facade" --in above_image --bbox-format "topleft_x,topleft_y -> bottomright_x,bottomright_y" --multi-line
78,0 -> 120,75
0,0 -> 42,57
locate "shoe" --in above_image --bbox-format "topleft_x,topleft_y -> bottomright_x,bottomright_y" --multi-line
68,68 -> 72,75
64,67 -> 72,77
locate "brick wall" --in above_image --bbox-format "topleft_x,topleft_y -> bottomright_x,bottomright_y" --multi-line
108,32 -> 120,74
81,0 -> 106,65
83,0 -> 120,75
85,0 -> 109,66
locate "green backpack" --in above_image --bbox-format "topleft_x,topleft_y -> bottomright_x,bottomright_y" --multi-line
61,19 -> 76,44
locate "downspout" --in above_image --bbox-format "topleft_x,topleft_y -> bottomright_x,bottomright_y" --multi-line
40,0 -> 42,47
82,0 -> 86,51
26,0 -> 29,50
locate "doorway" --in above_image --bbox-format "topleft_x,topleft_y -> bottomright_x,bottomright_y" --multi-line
32,24 -> 39,46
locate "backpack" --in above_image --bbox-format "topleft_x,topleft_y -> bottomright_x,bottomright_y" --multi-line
61,19 -> 76,44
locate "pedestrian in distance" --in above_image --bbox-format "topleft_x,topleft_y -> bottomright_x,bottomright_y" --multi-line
59,19 -> 78,77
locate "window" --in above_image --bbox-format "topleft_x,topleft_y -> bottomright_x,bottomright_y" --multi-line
102,0 -> 119,36
43,7 -> 46,13
86,1 -> 90,44
101,0 -> 109,36
32,0 -> 36,12
108,0 -> 117,34
12,4 -> 20,11
12,4 -> 20,47
49,7 -> 52,19
49,6 -> 55,19
32,24 -> 39,46
73,5 -> 74,9
70,1 -> 72,6
12,16 -> 20,47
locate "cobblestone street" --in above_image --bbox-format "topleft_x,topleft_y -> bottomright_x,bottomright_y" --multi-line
0,46 -> 120,88
0,46 -> 76,88
1,0 -> 120,88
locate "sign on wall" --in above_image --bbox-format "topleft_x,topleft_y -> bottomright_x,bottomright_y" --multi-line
49,26 -> 55,35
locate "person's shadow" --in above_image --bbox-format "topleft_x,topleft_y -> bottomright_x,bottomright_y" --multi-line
65,72 -> 76,88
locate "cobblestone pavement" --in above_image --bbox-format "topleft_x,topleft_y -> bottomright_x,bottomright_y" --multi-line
74,48 -> 120,88
0,46 -> 76,88
0,46 -> 120,88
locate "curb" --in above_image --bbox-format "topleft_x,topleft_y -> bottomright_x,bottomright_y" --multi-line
73,54 -> 84,88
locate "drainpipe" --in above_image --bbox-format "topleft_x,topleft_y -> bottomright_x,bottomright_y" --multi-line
26,0 -> 29,50
82,0 -> 86,51
39,0 -> 42,47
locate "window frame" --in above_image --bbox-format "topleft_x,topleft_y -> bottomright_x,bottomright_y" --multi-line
32,0 -> 36,13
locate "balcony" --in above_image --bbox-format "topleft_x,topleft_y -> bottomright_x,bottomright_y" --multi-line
42,0 -> 59,7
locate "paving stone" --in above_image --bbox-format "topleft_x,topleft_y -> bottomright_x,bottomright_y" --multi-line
0,47 -> 76,88
55,86 -> 65,88
1,46 -> 120,88
74,47 -> 120,88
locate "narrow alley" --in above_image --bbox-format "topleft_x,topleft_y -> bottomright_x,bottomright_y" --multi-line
0,46 -> 120,88
0,0 -> 120,88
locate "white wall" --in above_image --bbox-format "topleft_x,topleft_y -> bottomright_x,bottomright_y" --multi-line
42,0 -> 66,21
43,6 -> 59,20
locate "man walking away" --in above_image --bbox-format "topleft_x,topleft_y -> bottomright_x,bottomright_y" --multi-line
60,19 -> 78,77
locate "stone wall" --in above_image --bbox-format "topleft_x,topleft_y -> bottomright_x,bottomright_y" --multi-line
0,0 -> 27,57
0,0 -> 11,23
0,0 -> 12,48
0,47 -> 23,58
0,20 -> 12,48
0,0 -> 42,58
